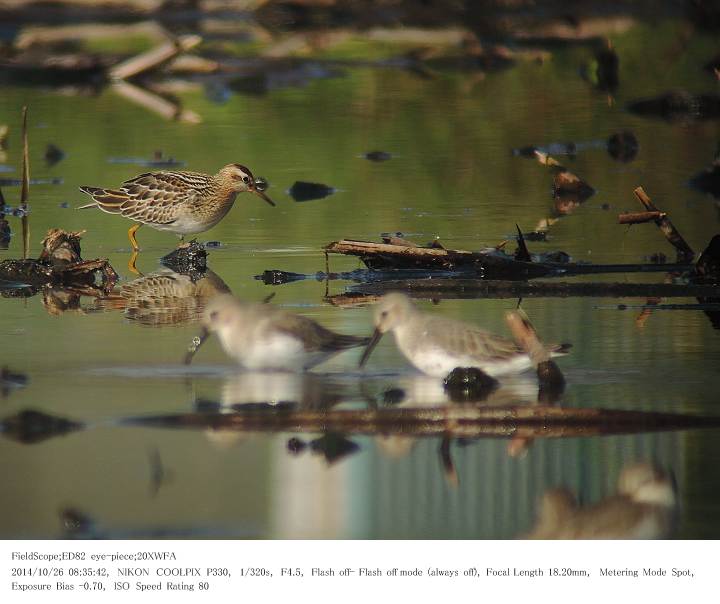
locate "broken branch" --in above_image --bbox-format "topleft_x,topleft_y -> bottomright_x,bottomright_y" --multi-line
618,211 -> 666,225
633,186 -> 694,261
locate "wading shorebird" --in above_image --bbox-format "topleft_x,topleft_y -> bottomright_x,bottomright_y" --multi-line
78,163 -> 275,254
198,294 -> 370,371
359,293 -> 570,377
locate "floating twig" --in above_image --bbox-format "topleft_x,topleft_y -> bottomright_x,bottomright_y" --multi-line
618,211 -> 666,225
633,186 -> 694,261
505,309 -> 565,402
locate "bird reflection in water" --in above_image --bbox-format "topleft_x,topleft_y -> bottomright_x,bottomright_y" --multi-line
218,371 -> 345,410
524,462 -> 677,539
96,267 -> 230,327
199,371 -> 347,450
372,373 -> 543,482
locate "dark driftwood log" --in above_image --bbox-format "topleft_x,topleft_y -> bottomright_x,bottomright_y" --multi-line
325,239 -> 558,277
324,239 -> 692,279
633,187 -> 694,261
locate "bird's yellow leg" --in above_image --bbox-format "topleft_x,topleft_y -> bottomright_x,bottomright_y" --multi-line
127,251 -> 141,275
128,224 -> 142,251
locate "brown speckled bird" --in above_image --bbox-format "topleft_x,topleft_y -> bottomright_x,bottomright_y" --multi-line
78,163 -> 274,251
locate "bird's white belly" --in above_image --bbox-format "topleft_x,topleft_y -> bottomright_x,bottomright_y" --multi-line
154,221 -> 205,235
223,331 -> 322,371
407,347 -> 534,378
155,215 -> 213,235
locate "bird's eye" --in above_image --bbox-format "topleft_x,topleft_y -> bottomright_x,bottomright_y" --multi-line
380,311 -> 388,319
209,311 -> 219,321
242,176 -> 250,183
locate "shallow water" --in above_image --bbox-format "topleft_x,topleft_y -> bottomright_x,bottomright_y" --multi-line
1,18 -> 720,539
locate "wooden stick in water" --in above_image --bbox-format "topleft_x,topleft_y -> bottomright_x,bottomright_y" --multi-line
505,309 -> 565,401
633,186 -> 694,261
618,211 -> 666,225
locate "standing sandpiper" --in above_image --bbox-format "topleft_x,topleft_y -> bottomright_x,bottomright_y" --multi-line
200,294 -> 370,371
359,293 -> 570,377
78,163 -> 275,251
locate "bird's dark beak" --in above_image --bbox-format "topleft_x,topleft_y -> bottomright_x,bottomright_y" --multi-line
184,326 -> 210,365
251,187 -> 276,207
359,328 -> 383,368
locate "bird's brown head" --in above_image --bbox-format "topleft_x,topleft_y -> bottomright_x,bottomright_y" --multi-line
219,163 -> 275,206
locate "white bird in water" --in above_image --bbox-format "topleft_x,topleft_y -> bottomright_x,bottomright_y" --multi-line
359,293 -> 570,377
199,294 -> 369,371
525,462 -> 677,539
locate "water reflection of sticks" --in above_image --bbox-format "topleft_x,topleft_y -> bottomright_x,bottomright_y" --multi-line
4,405 -> 718,446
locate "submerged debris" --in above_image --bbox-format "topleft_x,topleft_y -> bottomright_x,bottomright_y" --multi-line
0,409 -> 84,444
0,217 -> 10,249
108,150 -> 186,169
288,181 -> 336,202
0,52 -> 108,85
0,228 -> 117,294
627,91 -> 720,122
695,235 -> 720,329
1,366 -> 28,399
258,269 -> 307,285
593,41 -> 619,94
44,143 -> 64,166
308,433 -> 361,464
287,437 -> 307,454
61,508 -> 95,538
362,150 -> 393,162
160,240 -> 207,276
0,177 -> 62,186
689,146 -> 720,199
534,151 -> 595,204
696,235 -> 720,283
443,367 -> 499,403
607,130 -> 639,162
